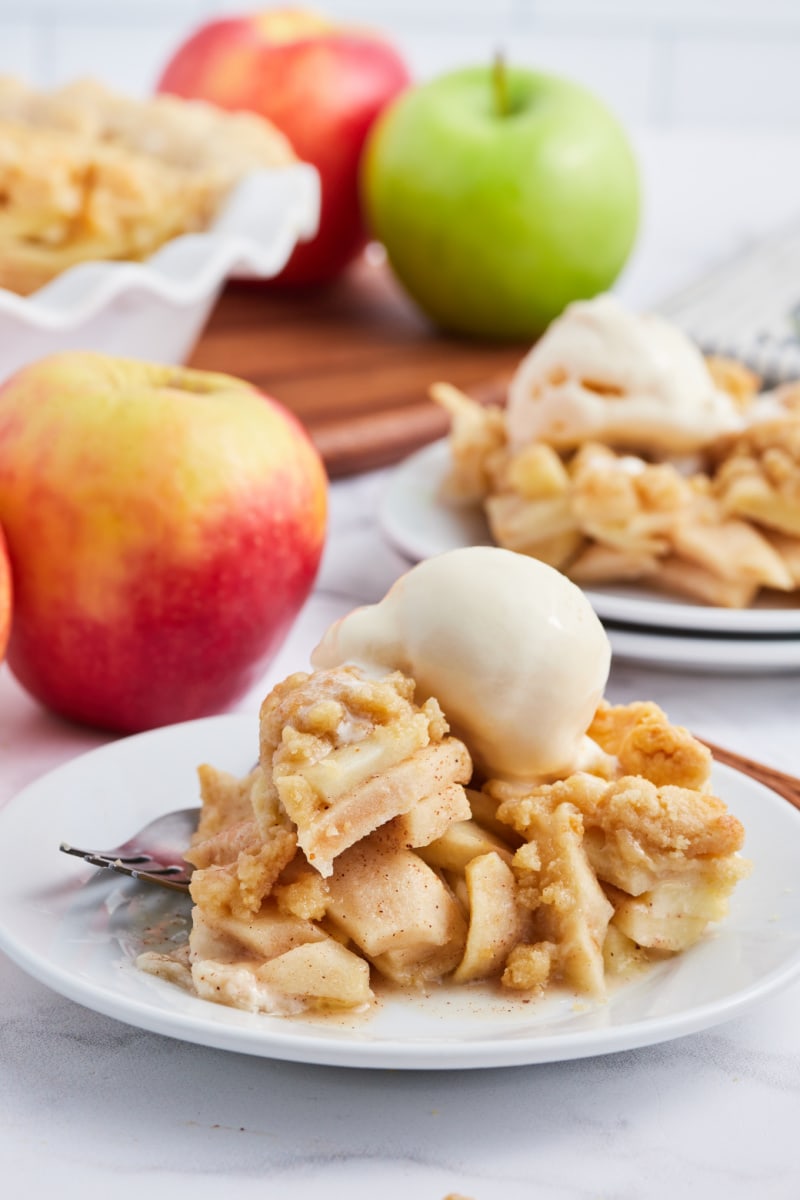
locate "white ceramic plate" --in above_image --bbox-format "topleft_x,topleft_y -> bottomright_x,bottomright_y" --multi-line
380,440 -> 800,638
0,164 -> 319,380
1,713 -> 799,1070
607,625 -> 800,675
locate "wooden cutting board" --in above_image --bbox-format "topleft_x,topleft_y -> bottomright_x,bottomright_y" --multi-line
188,257 -> 525,476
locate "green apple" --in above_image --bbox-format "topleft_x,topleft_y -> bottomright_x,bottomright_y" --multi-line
361,63 -> 640,340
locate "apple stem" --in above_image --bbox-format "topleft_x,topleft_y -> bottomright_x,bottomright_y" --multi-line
493,51 -> 510,118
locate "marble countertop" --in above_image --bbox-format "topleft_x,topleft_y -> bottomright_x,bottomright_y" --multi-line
2,128 -> 800,1198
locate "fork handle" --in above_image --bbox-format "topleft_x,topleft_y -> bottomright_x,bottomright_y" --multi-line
700,738 -> 800,812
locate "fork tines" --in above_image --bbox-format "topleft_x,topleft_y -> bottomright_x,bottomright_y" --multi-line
59,842 -> 192,891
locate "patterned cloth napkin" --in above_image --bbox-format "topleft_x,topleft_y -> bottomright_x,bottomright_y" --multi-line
658,220 -> 800,383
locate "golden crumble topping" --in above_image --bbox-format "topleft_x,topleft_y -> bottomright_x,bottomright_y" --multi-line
256,666 -> 466,876
705,355 -> 761,409
714,417 -> 800,538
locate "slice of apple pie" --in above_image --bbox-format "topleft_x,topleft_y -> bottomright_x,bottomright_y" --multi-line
139,674 -> 748,1016
437,382 -> 796,608
433,296 -> 800,608
137,544 -> 750,1017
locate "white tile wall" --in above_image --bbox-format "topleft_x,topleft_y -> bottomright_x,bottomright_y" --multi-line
45,21 -> 197,95
0,22 -> 38,81
0,0 -> 797,129
671,35 -> 800,128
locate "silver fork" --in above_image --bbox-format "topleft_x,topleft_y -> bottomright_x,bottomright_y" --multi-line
59,807 -> 200,892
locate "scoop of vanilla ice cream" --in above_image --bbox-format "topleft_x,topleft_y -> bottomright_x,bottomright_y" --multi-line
506,294 -> 744,455
311,546 -> 611,781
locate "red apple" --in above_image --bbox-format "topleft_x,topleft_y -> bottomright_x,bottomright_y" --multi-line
0,353 -> 327,733
158,8 -> 411,285
0,524 -> 11,663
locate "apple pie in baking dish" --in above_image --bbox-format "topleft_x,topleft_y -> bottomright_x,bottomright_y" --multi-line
434,295 -> 800,608
139,548 -> 750,1017
0,77 -> 295,294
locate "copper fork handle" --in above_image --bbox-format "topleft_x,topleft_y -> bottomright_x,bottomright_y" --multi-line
700,738 -> 800,813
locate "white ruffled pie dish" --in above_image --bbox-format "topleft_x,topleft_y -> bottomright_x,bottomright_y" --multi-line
0,163 -> 319,380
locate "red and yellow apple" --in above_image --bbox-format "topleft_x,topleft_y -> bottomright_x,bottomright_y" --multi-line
0,524 -> 11,663
158,8 -> 411,285
0,354 -> 327,733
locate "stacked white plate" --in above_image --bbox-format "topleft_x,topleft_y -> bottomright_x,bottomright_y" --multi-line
379,440 -> 800,675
